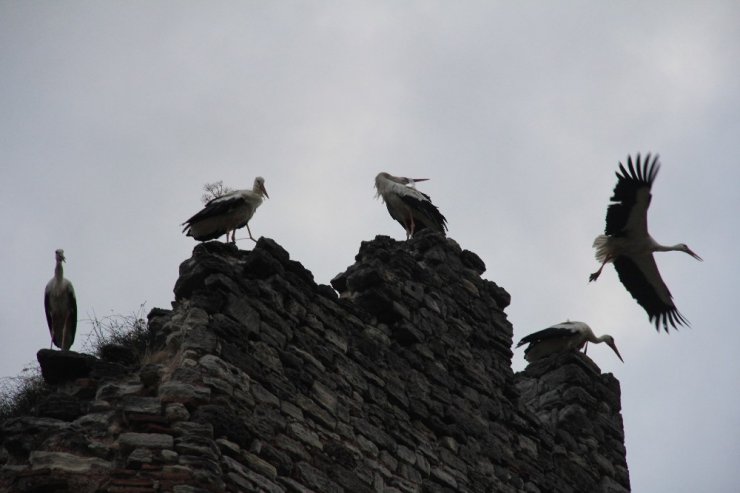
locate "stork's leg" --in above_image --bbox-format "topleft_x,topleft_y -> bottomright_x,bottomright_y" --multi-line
403,213 -> 415,240
589,257 -> 611,282
61,327 -> 68,351
247,224 -> 257,243
230,230 -> 236,243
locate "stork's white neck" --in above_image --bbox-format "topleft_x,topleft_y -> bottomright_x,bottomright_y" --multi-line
374,175 -> 391,200
654,243 -> 683,253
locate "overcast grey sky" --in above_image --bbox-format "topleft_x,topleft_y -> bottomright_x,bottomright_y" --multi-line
1,2 -> 739,491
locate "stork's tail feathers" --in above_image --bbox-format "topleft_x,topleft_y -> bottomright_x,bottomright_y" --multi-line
592,235 -> 610,263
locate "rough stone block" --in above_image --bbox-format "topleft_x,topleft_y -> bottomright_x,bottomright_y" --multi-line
119,432 -> 174,450
36,349 -> 97,385
29,451 -> 112,473
159,381 -> 211,405
288,422 -> 323,450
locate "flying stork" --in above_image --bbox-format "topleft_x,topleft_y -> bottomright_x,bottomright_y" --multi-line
517,321 -> 623,362
183,176 -> 269,243
374,172 -> 447,239
589,154 -> 702,331
44,249 -> 77,351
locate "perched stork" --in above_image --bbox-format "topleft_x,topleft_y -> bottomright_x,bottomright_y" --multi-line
183,176 -> 268,242
44,249 -> 77,351
517,321 -> 623,362
374,172 -> 447,239
589,154 -> 702,331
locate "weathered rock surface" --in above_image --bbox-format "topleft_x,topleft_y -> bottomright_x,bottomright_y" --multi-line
1,232 -> 630,492
36,349 -> 98,385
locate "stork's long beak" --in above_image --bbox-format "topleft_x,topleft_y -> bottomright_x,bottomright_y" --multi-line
608,341 -> 624,363
687,248 -> 702,261
403,177 -> 429,189
261,184 -> 269,199
397,177 -> 429,186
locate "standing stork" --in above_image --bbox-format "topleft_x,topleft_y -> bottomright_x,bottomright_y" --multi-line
183,176 -> 269,243
44,249 -> 77,351
517,321 -> 623,362
374,172 -> 447,239
589,154 -> 702,331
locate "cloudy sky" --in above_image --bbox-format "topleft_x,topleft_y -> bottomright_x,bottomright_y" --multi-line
1,2 -> 738,491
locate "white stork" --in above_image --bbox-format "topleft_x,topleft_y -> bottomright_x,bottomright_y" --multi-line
44,249 -> 77,351
517,321 -> 623,362
374,172 -> 448,239
589,154 -> 702,331
183,176 -> 269,243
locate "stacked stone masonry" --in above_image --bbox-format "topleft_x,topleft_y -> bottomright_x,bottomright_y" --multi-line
0,231 -> 630,492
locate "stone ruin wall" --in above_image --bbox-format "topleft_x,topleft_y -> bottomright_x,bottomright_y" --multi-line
0,232 -> 630,492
